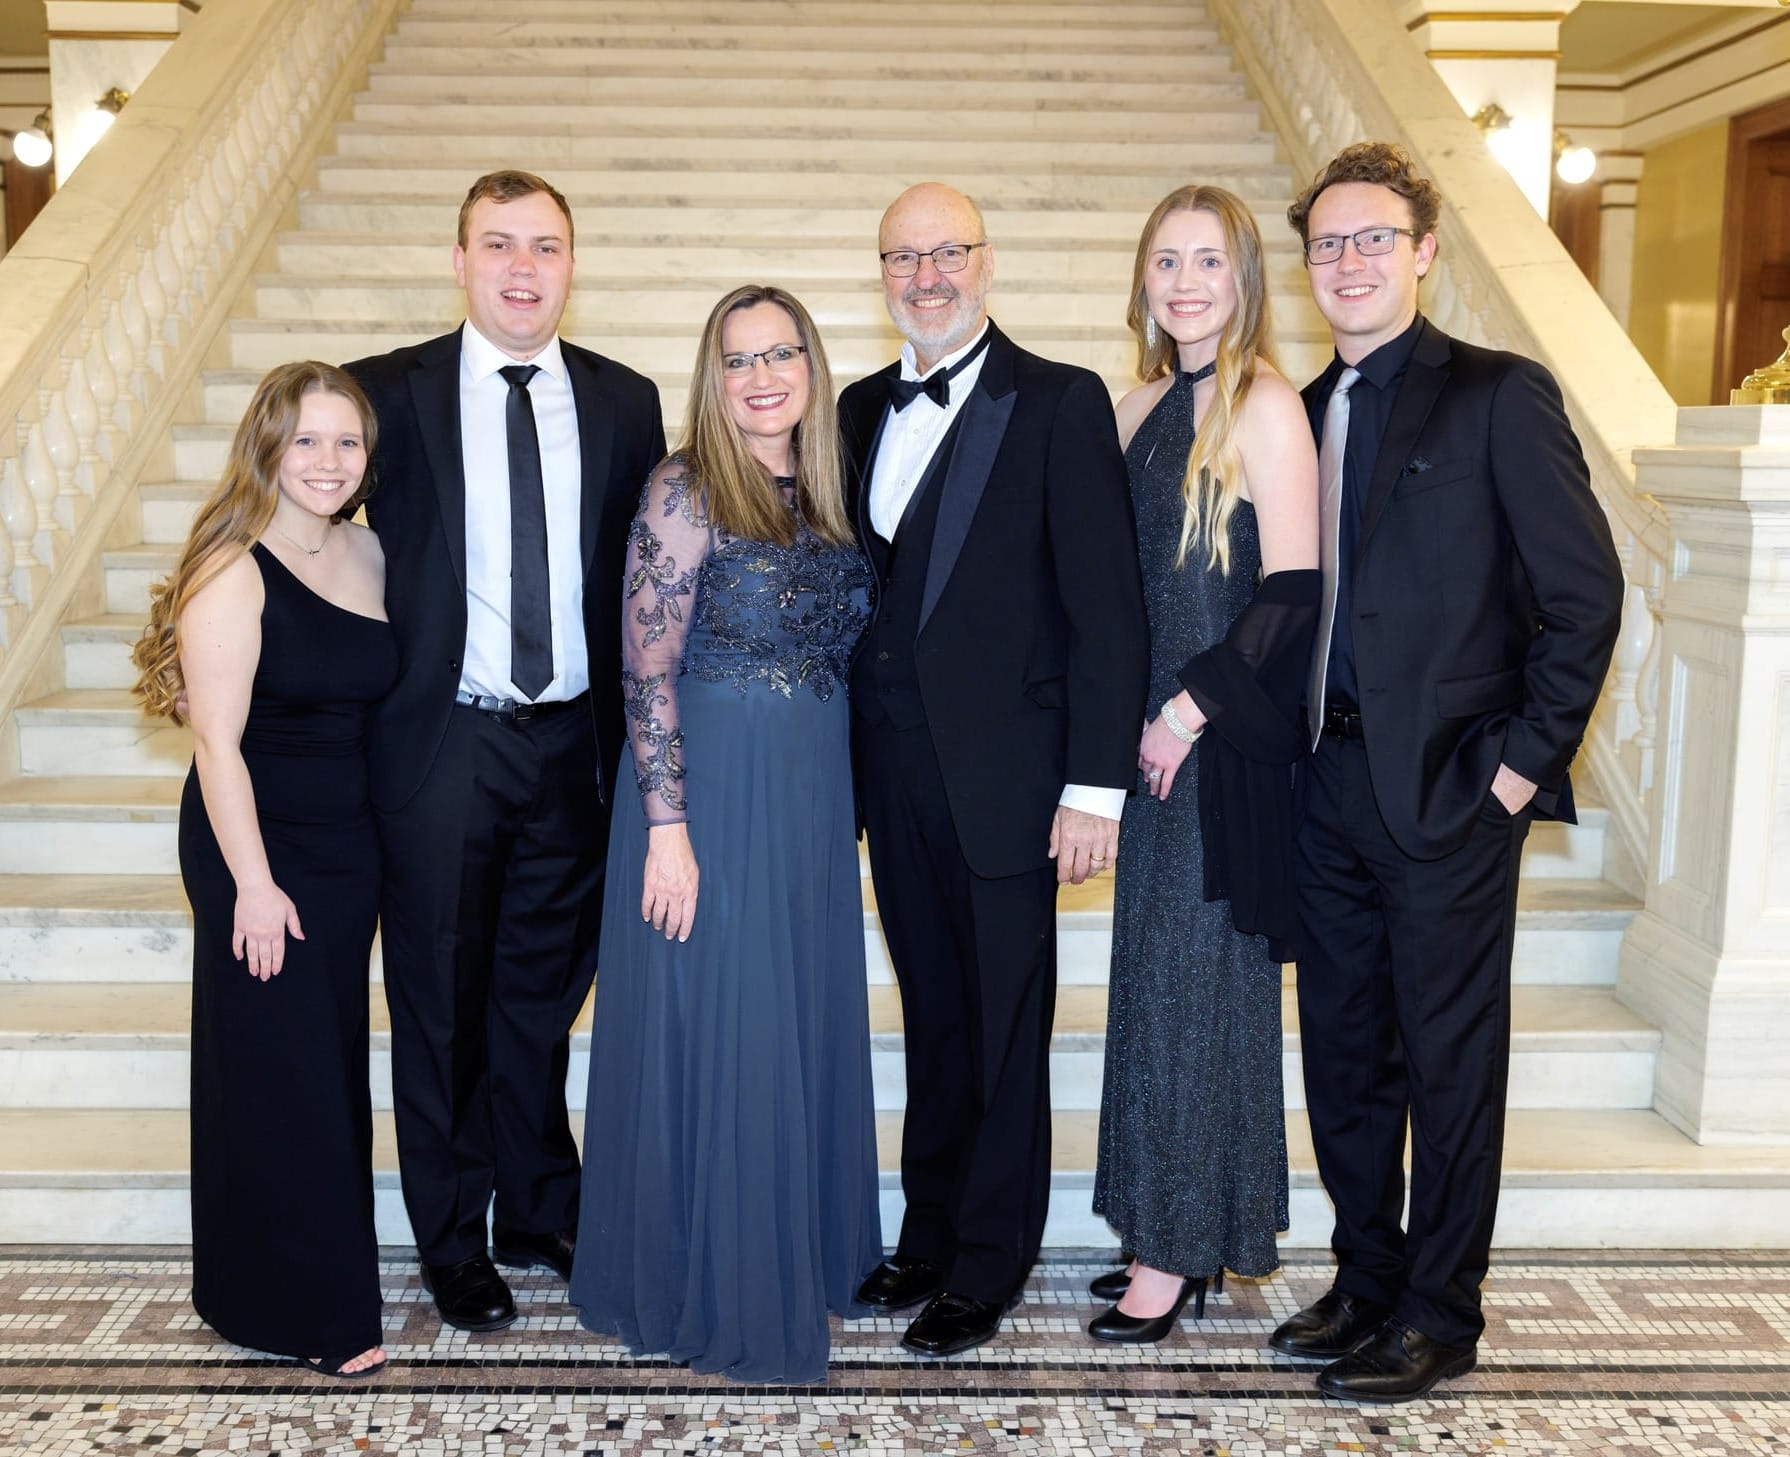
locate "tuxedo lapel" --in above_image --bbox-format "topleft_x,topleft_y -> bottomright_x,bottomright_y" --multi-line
919,326 -> 1017,631
849,371 -> 896,558
1357,319 -> 1451,555
408,332 -> 467,591
565,347 -> 618,575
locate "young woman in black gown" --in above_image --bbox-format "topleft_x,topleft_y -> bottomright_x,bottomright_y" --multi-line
133,362 -> 397,1377
1089,188 -> 1320,1342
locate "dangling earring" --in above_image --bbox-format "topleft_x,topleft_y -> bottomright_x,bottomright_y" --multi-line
1145,315 -> 1159,350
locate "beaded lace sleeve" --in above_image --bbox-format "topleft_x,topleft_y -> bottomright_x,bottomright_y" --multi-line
621,459 -> 713,826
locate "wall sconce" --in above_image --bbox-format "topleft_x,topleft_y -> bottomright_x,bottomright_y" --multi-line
1472,103 -> 1528,172
91,87 -> 130,135
9,109 -> 53,169
1554,129 -> 1597,185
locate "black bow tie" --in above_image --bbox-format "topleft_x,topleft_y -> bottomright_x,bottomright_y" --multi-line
886,328 -> 993,412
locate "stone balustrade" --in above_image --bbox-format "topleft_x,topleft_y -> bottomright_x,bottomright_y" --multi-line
0,0 -> 402,725
1209,0 -> 1680,892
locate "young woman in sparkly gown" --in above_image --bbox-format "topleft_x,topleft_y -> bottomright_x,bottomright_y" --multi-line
570,286 -> 881,1383
1089,188 -> 1321,1343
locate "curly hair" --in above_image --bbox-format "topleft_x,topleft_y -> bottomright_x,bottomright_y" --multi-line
1286,142 -> 1442,245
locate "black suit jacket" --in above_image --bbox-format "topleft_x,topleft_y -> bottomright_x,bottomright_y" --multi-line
842,322 -> 1149,878
347,327 -> 665,813
1303,317 -> 1622,860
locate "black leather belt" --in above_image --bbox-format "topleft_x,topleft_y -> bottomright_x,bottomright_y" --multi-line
1321,702 -> 1365,740
455,689 -> 588,724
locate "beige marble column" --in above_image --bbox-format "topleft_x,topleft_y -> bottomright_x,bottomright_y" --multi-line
1618,405 -> 1790,1144
1594,155 -> 1642,329
1396,1 -> 1575,215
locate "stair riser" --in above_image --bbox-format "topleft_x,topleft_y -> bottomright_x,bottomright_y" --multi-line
0,822 -> 177,877
62,639 -> 137,692
16,722 -> 191,778
6,1181 -> 1786,1248
396,1 -> 1213,25
387,21 -> 1222,53
0,1041 -> 1656,1113
358,75 -> 1249,108
333,108 -> 1265,144
1520,820 -> 1606,879
104,566 -> 162,617
141,493 -> 208,544
371,48 -> 1239,82
246,278 -> 1322,331
226,325 -> 1337,384
0,926 -> 193,984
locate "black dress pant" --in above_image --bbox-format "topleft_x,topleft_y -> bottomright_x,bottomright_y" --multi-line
859,717 -> 1059,1306
1294,732 -> 1531,1349
378,699 -> 608,1265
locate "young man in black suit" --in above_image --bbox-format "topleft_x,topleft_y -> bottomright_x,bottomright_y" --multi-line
842,183 -> 1149,1358
1274,143 -> 1623,1401
347,171 -> 664,1333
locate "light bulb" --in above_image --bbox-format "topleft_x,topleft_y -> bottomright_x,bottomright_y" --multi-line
11,126 -> 51,169
1555,145 -> 1596,185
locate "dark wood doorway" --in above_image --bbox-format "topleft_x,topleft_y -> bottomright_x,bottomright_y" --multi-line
2,152 -> 54,252
1714,96 -> 1790,403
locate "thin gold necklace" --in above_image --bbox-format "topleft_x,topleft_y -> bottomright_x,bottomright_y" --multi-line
272,520 -> 332,557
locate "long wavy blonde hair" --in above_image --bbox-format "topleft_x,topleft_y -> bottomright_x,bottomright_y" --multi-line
131,362 -> 377,723
680,284 -> 851,547
1125,186 -> 1276,574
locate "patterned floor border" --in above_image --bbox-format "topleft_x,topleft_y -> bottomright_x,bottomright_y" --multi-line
1,1247 -> 1786,1453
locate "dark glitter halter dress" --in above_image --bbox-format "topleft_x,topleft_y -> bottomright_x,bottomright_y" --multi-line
1091,367 -> 1290,1280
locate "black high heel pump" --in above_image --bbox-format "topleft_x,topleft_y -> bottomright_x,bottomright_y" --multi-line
1087,1270 -> 1224,1343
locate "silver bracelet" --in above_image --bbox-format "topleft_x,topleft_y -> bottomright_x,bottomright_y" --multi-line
1159,697 -> 1203,745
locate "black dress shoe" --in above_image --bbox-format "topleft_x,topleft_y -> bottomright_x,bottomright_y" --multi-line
491,1224 -> 575,1283
420,1254 -> 517,1332
1268,1286 -> 1390,1360
856,1254 -> 945,1311
1088,1275 -> 1209,1343
1316,1317 -> 1477,1403
900,1290 -> 1017,1358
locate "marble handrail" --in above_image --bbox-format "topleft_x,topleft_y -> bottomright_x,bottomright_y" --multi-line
0,0 -> 402,727
1210,0 -> 1677,886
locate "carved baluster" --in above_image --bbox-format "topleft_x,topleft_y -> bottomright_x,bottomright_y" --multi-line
64,356 -> 100,493
154,231 -> 185,336
103,306 -> 140,428
84,330 -> 120,460
42,389 -> 82,529
21,419 -> 61,564
136,253 -> 169,379
1633,584 -> 1663,798
120,276 -> 151,403
0,450 -> 40,579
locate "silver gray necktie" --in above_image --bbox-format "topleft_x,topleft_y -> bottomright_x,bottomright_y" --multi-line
1307,366 -> 1360,748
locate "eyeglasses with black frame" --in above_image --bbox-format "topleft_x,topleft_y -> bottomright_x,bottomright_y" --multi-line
1303,227 -> 1420,266
720,344 -> 809,375
879,242 -> 988,278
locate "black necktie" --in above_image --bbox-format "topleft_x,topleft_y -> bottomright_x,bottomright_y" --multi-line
499,363 -> 553,700
885,327 -> 993,411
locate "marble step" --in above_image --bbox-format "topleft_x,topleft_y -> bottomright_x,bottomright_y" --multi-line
61,614 -> 148,691
0,861 -> 1636,987
3,1106 -> 1785,1247
401,0 -> 1211,25
224,319 -> 1338,385
96,543 -> 176,616
383,18 -> 1223,54
244,274 -> 1322,333
294,198 -> 1296,241
269,230 -> 1302,283
0,982 -> 1660,1116
136,482 -> 212,545
357,71 -> 1249,109
334,110 -> 1266,149
369,45 -> 1240,84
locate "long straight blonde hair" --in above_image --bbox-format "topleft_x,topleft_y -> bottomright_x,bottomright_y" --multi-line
131,362 -> 378,723
680,284 -> 852,548
1125,186 -> 1277,574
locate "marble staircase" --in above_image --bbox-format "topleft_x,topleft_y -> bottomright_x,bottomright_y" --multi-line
2,0 -> 1787,1249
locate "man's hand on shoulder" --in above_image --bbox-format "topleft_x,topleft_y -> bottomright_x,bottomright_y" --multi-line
1049,806 -> 1119,885
1490,762 -> 1538,816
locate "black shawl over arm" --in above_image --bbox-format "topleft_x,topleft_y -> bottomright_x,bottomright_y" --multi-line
1178,568 -> 1321,962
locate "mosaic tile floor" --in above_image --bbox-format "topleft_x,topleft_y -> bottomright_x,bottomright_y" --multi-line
0,1248 -> 1785,1454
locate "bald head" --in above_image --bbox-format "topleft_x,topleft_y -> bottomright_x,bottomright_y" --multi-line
878,183 -> 994,372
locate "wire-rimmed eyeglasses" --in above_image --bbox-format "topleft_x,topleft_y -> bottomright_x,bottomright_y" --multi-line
720,344 -> 808,375
1303,227 -> 1420,265
879,242 -> 988,277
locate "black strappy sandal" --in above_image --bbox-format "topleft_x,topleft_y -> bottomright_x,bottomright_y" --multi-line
298,1351 -> 387,1379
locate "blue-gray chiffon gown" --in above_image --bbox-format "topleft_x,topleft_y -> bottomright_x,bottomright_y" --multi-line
1091,370 -> 1290,1280
570,461 -> 883,1383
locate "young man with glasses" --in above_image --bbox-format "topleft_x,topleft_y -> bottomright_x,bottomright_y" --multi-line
841,182 -> 1148,1357
1276,142 -> 1622,1401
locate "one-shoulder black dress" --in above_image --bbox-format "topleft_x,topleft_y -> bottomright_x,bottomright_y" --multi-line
181,543 -> 398,1360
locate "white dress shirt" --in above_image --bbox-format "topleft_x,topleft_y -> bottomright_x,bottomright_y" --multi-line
458,321 -> 586,704
869,319 -> 1124,824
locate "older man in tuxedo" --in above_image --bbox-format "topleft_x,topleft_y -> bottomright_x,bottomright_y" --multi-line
347,171 -> 663,1332
842,183 -> 1149,1358
1273,143 -> 1623,1402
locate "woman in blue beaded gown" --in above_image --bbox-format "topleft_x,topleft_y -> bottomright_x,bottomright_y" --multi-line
570,285 -> 882,1383
1088,188 -> 1321,1343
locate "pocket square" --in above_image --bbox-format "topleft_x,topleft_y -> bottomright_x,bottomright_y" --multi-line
1404,455 -> 1434,475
